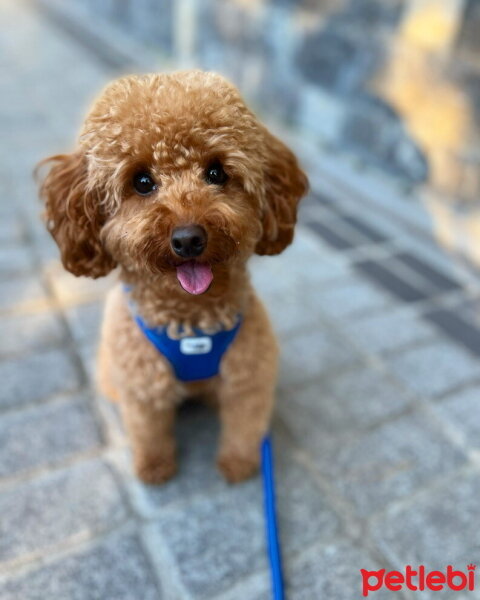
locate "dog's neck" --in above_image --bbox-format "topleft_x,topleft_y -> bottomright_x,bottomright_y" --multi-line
121,262 -> 252,333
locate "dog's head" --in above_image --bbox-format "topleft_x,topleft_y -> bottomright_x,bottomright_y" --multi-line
38,71 -> 308,295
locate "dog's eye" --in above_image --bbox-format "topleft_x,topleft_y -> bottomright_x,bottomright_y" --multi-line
205,161 -> 228,185
133,172 -> 157,195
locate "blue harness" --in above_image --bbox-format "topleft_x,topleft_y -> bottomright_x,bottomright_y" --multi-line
126,288 -> 242,381
134,315 -> 242,381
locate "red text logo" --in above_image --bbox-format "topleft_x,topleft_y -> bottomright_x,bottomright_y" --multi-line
361,564 -> 476,596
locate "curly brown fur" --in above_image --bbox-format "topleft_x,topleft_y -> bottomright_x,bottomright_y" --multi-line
39,71 -> 308,484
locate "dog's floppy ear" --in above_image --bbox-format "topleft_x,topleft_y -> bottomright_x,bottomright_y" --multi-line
255,129 -> 308,255
38,152 -> 116,278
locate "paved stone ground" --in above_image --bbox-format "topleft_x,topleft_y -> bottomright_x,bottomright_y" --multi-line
2,1 -> 480,599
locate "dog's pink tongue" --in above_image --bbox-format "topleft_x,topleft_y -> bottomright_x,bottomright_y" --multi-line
176,261 -> 213,295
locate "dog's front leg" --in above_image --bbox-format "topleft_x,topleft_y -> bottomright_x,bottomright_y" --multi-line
217,382 -> 275,483
120,398 -> 177,484
216,295 -> 278,483
101,287 -> 179,485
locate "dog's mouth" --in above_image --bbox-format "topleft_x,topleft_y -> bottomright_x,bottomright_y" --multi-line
175,260 -> 213,295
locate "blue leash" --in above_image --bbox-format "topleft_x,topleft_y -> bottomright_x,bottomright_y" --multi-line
261,435 -> 285,600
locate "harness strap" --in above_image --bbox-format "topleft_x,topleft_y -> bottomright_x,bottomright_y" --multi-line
124,285 -> 242,382
134,314 -> 242,381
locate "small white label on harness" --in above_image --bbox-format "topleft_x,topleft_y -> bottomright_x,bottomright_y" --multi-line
180,336 -> 212,355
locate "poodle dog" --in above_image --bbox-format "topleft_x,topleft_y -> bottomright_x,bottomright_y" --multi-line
39,71 -> 308,484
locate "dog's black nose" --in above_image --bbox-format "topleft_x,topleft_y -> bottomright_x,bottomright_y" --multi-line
171,225 -> 207,258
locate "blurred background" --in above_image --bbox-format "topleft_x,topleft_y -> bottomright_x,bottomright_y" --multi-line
36,0 -> 480,265
2,1 -> 480,599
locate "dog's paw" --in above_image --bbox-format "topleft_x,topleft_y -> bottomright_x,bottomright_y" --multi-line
217,452 -> 259,484
135,457 -> 177,485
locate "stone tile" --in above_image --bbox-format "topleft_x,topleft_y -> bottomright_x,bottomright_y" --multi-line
355,259 -> 428,302
148,437 -> 338,599
392,233 -> 466,278
0,245 -> 34,276
280,327 -> 361,387
0,348 -> 81,410
295,252 -> 352,286
285,225 -> 336,263
345,307 -> 436,354
0,275 -> 48,313
455,296 -> 480,329
395,251 -> 461,293
94,394 -> 125,445
0,215 -> 26,246
299,412 -> 465,517
28,220 -> 62,264
46,263 -> 116,304
256,282 -> 337,340
297,195 -> 332,223
0,310 -> 65,357
252,236 -> 352,337
353,207 -> 409,241
340,214 -> 388,243
0,395 -> 102,479
76,341 -> 97,384
275,442 -> 340,553
372,472 -> 480,577
424,308 -> 480,357
285,541 -> 391,600
149,480 -> 265,599
433,385 -> 480,450
307,220 -> 356,250
0,531 -> 160,600
211,571 -> 270,600
386,340 -> 480,397
64,301 -> 103,346
279,366 -> 412,436
313,275 -> 391,319
250,227 -> 350,303
0,459 -> 127,564
265,291 -> 324,338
